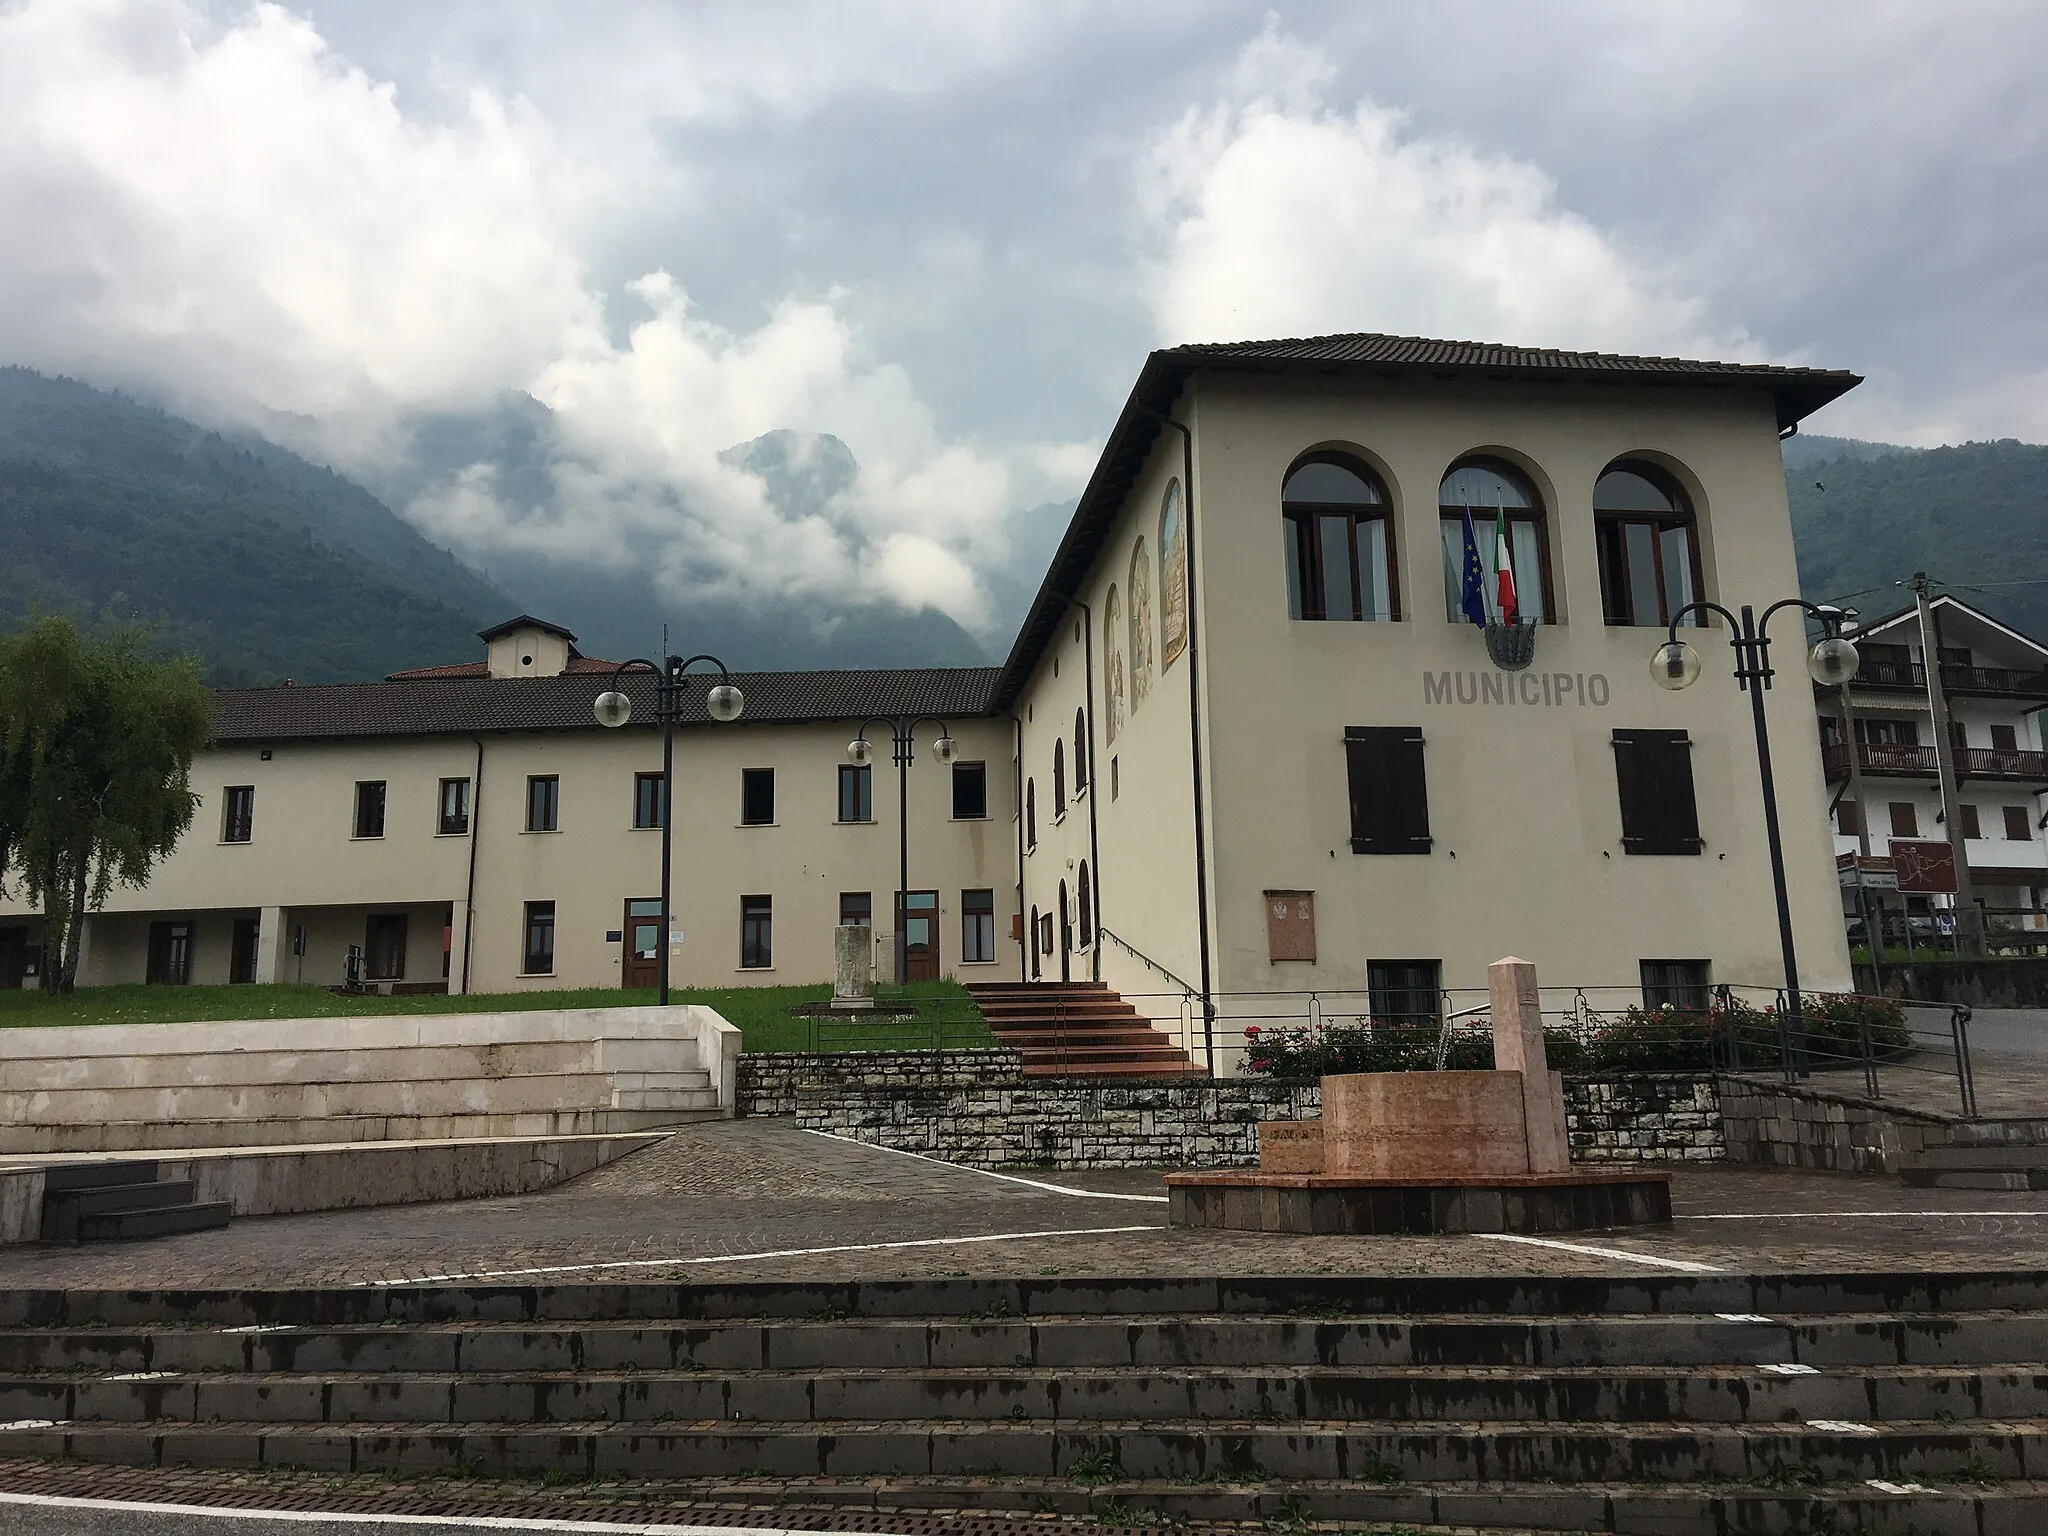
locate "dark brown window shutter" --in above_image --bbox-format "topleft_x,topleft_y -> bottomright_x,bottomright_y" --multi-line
1612,729 -> 1702,855
1345,726 -> 1431,854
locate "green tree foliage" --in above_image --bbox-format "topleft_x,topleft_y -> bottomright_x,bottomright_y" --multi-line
0,618 -> 211,991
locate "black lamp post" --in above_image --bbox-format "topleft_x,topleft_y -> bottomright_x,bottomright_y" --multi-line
1651,601 -> 1858,1077
593,654 -> 744,1005
847,716 -> 956,986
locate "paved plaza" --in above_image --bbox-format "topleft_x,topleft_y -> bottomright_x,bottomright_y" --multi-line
0,1117 -> 2044,1291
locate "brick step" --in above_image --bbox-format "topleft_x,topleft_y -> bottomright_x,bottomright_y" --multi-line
965,983 -> 1110,995
1003,1039 -> 1196,1057
981,1010 -> 1148,1027
8,1416 -> 2042,1486
25,1310 -> 2045,1374
11,1363 -> 2037,1427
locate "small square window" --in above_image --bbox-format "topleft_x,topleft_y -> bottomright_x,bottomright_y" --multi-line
522,901 -> 555,975
1641,959 -> 1711,1011
952,761 -> 987,820
1366,960 -> 1441,1027
742,769 -> 775,826
526,775 -> 560,833
839,891 -> 872,927
221,785 -> 254,844
353,781 -> 386,839
633,772 -> 665,830
2005,805 -> 2034,841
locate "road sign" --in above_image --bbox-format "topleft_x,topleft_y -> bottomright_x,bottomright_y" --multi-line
1888,839 -> 1958,894
1836,853 -> 1899,890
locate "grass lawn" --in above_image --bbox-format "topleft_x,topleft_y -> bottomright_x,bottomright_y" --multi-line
0,979 -> 994,1054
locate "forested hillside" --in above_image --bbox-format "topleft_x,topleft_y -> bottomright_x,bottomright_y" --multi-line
0,370 -> 507,685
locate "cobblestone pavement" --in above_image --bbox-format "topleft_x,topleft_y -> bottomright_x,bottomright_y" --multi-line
0,1119 -> 2043,1288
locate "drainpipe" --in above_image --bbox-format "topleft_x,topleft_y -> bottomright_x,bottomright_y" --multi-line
1069,597 -> 1103,982
459,737 -> 484,995
1011,713 -> 1027,982
1140,401 -> 1216,1075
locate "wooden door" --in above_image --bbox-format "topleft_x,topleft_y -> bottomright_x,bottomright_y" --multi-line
623,899 -> 663,989
147,920 -> 193,985
0,928 -> 24,990
898,890 -> 939,981
229,917 -> 260,985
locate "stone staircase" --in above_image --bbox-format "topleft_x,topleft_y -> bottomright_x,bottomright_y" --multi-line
1900,1117 -> 2048,1190
0,1273 -> 2043,1531
38,1163 -> 231,1243
0,1007 -> 731,1154
965,982 -> 1204,1078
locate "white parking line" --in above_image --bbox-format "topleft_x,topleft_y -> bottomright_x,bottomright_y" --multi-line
799,1129 -> 1169,1202
1471,1233 -> 1725,1272
365,1224 -> 1161,1286
1678,1209 -> 2048,1220
0,1488 -> 845,1531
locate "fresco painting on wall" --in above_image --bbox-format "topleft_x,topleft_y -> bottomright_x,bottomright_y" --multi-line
1104,584 -> 1125,743
1129,539 -> 1154,709
1160,479 -> 1187,670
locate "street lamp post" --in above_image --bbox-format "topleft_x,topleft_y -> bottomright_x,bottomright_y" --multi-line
847,717 -> 956,986
593,655 -> 744,1006
1651,601 -> 1858,1078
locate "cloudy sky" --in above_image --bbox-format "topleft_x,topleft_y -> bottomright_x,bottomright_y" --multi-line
2,0 -> 2043,633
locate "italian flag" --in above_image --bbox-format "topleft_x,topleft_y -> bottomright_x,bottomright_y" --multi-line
1492,506 -> 1519,627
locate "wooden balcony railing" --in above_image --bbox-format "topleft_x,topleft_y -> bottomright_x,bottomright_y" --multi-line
1823,742 -> 2048,783
1837,659 -> 2048,698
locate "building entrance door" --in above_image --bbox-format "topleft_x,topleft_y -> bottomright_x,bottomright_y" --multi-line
146,920 -> 193,985
623,899 -> 663,989
897,890 -> 939,981
1057,879 -> 1072,982
0,927 -> 25,990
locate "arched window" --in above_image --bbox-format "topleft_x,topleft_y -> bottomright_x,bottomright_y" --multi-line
1053,740 -> 1067,817
1025,778 -> 1037,848
1159,479 -> 1188,669
1282,455 -> 1396,621
1077,861 -> 1093,948
1073,707 -> 1088,792
1058,878 -> 1072,958
1104,586 -> 1124,744
1128,540 -> 1154,709
1438,458 -> 1550,623
1594,461 -> 1701,627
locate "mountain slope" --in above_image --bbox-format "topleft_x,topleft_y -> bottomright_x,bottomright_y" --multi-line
0,369 -> 509,685
1786,436 -> 2048,636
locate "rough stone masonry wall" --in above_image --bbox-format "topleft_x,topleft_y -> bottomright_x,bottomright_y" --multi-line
752,1051 -> 1732,1169
1717,1076 -> 1947,1175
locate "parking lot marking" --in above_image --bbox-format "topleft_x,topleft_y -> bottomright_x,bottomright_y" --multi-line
1472,1233 -> 1725,1272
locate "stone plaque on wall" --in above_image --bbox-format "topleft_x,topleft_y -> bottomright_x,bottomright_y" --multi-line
1264,890 -> 1316,963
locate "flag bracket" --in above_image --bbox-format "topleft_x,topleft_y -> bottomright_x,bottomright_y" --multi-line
1485,621 -> 1537,672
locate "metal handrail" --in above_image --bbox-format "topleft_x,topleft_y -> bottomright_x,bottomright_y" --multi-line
1096,925 -> 1199,999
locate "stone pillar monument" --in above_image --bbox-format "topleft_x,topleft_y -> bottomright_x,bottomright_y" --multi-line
831,924 -> 874,1012
1487,955 -> 1571,1173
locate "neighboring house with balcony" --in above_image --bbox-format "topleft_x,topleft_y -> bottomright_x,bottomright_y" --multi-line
1818,594 -> 2048,932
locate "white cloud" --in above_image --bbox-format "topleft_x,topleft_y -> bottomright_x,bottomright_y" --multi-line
1140,20 -> 1751,359
0,0 -> 1088,630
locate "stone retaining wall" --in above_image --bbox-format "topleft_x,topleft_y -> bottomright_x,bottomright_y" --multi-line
752,1052 -> 1737,1169
1717,1076 -> 1948,1175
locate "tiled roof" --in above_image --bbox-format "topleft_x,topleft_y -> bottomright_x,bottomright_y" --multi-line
384,657 -> 619,681
213,667 -> 1004,743
992,332 -> 1863,708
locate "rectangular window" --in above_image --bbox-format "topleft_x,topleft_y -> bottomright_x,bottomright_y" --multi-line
229,916 -> 260,985
742,768 -> 775,825
633,772 -> 665,830
1889,801 -> 1919,838
1111,756 -> 1119,800
1343,726 -> 1431,854
221,785 -> 254,844
1611,729 -> 1703,855
365,913 -> 408,980
522,901 -> 555,975
438,777 -> 470,836
1367,960 -> 1441,1027
952,761 -> 988,820
1641,959 -> 1711,1011
1836,799 -> 1860,837
2005,805 -> 2034,841
1959,804 -> 1982,840
740,895 -> 773,968
839,891 -> 872,927
1438,516 -> 1548,623
961,889 -> 996,963
1596,517 -> 1701,627
838,763 -> 873,823
526,775 -> 559,832
353,780 -> 386,839
1992,723 -> 2020,753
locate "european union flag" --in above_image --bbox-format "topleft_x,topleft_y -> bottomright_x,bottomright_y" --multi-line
1459,508 -> 1489,628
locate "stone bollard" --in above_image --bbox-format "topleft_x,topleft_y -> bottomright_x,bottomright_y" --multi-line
1488,955 -> 1571,1173
831,925 -> 874,1012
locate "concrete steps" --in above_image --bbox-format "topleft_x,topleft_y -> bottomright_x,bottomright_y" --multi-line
1901,1117 -> 2048,1190
39,1163 -> 230,1245
0,1107 -> 720,1156
964,982 -> 1201,1079
0,1274 -> 2043,1530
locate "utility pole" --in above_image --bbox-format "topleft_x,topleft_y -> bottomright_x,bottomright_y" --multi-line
1912,573 -> 1980,952
1835,679 -> 1883,992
